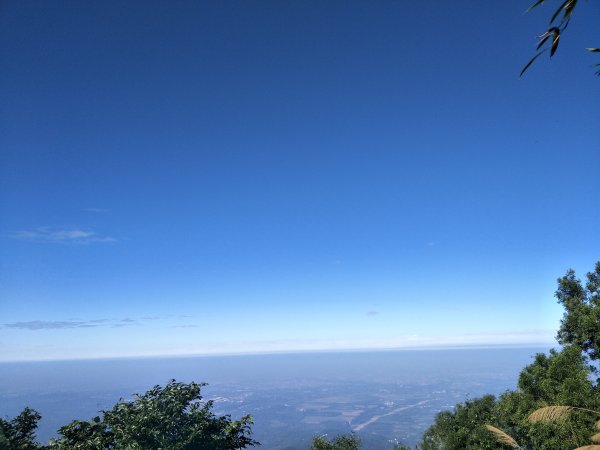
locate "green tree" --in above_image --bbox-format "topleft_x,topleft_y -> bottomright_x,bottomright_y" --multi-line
308,433 -> 414,450
309,434 -> 361,450
418,395 -> 500,450
420,347 -> 599,450
420,263 -> 600,450
556,262 -> 600,375
0,407 -> 44,450
495,345 -> 598,450
48,380 -> 258,450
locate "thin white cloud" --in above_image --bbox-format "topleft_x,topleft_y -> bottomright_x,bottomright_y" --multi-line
10,228 -> 116,244
84,207 -> 109,213
3,318 -> 136,330
4,320 -> 100,330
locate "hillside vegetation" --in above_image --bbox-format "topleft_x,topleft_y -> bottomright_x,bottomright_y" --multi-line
417,262 -> 600,450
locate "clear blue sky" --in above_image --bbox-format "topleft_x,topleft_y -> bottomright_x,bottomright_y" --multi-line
1,0 -> 598,361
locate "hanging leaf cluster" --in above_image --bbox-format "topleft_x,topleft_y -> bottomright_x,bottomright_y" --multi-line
521,0 -> 599,76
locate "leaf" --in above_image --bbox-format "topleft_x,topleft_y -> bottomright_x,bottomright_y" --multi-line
536,32 -> 552,50
550,28 -> 561,56
550,0 -> 571,24
527,0 -> 548,13
563,0 -> 578,22
521,49 -> 547,77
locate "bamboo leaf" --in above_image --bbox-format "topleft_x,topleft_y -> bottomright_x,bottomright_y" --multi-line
550,28 -> 561,56
521,49 -> 547,77
527,0 -> 547,12
550,0 -> 571,24
563,0 -> 578,22
536,32 -> 552,51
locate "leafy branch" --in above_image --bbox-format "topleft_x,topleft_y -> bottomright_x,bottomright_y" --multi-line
521,0 -> 599,76
487,405 -> 600,450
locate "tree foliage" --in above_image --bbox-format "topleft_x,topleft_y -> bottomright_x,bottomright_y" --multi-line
419,395 -> 500,450
521,0 -> 599,76
0,380 -> 258,450
309,434 -> 361,450
48,380 -> 258,450
556,262 -> 600,374
420,346 -> 599,450
308,433 -> 415,449
0,407 -> 43,450
419,263 -> 600,450
498,346 -> 598,450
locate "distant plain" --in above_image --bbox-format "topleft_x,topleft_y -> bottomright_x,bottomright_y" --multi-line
0,347 -> 548,449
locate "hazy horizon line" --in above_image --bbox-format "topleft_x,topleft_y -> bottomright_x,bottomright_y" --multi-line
0,342 -> 555,364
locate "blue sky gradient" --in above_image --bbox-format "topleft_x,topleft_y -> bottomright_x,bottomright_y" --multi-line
1,0 -> 599,360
